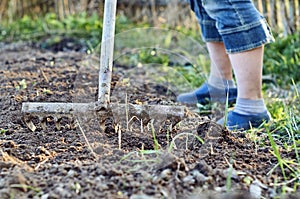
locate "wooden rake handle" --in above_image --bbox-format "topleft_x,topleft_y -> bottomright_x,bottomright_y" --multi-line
98,0 -> 118,105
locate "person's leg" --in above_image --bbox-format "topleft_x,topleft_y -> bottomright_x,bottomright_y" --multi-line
177,0 -> 237,105
229,46 -> 264,100
207,42 -> 232,81
201,0 -> 274,130
206,42 -> 235,90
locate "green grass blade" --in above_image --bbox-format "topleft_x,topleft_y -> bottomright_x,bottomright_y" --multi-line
223,84 -> 230,126
267,126 -> 287,179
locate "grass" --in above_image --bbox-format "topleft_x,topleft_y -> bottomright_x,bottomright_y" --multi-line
10,184 -> 41,193
225,157 -> 234,193
248,84 -> 300,195
266,125 -> 287,179
150,122 -> 160,151
223,84 -> 230,127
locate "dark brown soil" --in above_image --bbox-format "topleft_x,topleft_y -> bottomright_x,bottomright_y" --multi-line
0,42 -> 299,199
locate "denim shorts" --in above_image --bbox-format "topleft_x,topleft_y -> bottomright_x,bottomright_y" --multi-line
188,0 -> 275,53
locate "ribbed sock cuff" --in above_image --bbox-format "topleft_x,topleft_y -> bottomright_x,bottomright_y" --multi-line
234,98 -> 267,115
208,75 -> 235,89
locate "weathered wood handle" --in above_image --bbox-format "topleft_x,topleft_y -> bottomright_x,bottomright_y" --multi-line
98,0 -> 117,105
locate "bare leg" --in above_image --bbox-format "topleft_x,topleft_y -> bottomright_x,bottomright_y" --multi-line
216,45 -> 270,130
229,46 -> 264,99
207,42 -> 233,80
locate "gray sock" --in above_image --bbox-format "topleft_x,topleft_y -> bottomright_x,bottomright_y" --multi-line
234,98 -> 267,115
208,75 -> 236,89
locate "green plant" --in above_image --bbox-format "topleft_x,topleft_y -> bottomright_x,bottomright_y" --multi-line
263,82 -> 300,192
267,125 -> 287,179
150,122 -> 160,151
137,48 -> 170,66
264,34 -> 300,87
223,87 -> 230,127
15,79 -> 27,90
10,184 -> 41,193
43,88 -> 52,94
0,12 -> 150,50
0,129 -> 8,135
226,158 -> 233,193
71,182 -> 81,194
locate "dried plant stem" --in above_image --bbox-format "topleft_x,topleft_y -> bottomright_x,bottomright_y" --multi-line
118,124 -> 122,150
125,93 -> 129,130
76,119 -> 98,159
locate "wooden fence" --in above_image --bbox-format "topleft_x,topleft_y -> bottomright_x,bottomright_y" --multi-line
254,0 -> 300,35
0,0 -> 299,35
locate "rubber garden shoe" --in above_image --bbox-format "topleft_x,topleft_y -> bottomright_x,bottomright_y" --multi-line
217,110 -> 271,131
176,83 -> 238,105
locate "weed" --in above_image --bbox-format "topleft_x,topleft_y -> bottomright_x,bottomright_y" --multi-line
42,88 -> 53,95
260,77 -> 300,195
150,122 -> 160,151
225,157 -> 233,193
71,182 -> 81,194
10,184 -> 41,193
223,84 -> 230,127
15,79 -> 27,90
0,129 -> 8,135
267,125 -> 287,179
264,33 -> 300,86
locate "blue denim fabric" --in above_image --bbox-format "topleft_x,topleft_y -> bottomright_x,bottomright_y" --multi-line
188,0 -> 275,53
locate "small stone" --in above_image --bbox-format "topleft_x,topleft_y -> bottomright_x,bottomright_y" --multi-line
192,170 -> 207,183
152,175 -> 161,184
67,170 -> 76,177
41,193 -> 49,199
183,175 -> 195,185
160,169 -> 172,181
250,183 -> 262,199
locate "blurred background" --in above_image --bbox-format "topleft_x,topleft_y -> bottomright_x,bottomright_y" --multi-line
0,0 -> 299,87
0,0 -> 299,36
0,0 -> 196,29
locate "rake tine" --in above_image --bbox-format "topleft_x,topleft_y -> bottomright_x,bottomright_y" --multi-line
23,115 -> 36,132
53,116 -> 62,130
40,116 -> 47,131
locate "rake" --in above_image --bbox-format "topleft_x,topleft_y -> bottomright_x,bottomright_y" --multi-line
22,0 -> 185,132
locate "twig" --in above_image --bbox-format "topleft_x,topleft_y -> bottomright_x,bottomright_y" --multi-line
125,93 -> 129,130
40,68 -> 49,83
118,124 -> 122,150
76,119 -> 98,159
34,158 -> 49,170
210,143 -> 214,155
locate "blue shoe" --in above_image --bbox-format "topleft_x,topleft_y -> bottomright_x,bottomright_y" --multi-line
217,110 -> 271,130
176,83 -> 237,105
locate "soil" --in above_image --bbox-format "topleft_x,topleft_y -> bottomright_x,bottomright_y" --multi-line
0,41 -> 299,199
